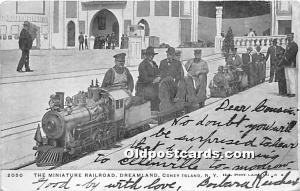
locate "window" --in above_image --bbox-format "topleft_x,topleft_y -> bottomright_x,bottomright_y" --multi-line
116,100 -> 120,109
11,25 -> 19,35
120,99 -> 123,108
0,25 -> 7,35
155,1 -> 169,16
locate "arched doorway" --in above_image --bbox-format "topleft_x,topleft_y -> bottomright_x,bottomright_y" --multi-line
138,19 -> 150,36
90,9 -> 119,46
67,21 -> 75,47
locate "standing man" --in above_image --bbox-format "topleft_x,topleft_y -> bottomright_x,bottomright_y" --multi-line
159,47 -> 183,85
136,47 -> 160,111
283,33 -> 298,97
17,21 -> 33,72
266,39 -> 281,83
101,53 -> 134,92
184,49 -> 209,109
78,32 -> 84,50
276,46 -> 287,96
242,47 -> 254,87
252,46 -> 266,84
84,35 -> 88,49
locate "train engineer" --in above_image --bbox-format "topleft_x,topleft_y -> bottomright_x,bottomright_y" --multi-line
101,53 -> 134,92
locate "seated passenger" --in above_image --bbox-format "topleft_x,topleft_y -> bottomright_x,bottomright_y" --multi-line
226,48 -> 243,69
159,77 -> 184,112
101,53 -> 134,92
209,66 -> 227,98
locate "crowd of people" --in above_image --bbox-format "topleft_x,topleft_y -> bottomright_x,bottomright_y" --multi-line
210,33 -> 298,98
102,46 -> 209,112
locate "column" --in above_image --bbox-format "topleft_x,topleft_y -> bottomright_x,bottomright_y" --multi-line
292,1 -> 299,70
191,1 -> 198,42
214,6 -> 223,52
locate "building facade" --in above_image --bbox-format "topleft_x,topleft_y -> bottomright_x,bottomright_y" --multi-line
0,0 -> 297,50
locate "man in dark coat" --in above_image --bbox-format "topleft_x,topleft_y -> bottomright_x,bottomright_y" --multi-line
252,46 -> 266,84
101,53 -> 134,92
159,47 -> 183,85
275,46 -> 287,96
17,21 -> 33,72
283,33 -> 298,97
78,32 -> 84,50
84,35 -> 88,49
136,46 -> 160,111
242,47 -> 254,86
266,39 -> 281,83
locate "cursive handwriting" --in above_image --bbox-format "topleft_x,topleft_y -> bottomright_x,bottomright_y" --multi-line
251,99 -> 298,116
197,171 -> 299,189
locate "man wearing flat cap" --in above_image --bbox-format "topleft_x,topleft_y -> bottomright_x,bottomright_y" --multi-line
266,39 -> 283,83
136,46 -> 160,111
182,49 -> 209,109
282,33 -> 298,97
159,47 -> 183,85
16,21 -> 33,72
101,53 -> 134,92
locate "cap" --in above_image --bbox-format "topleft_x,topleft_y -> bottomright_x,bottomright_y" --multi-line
23,21 -> 30,27
175,50 -> 181,56
113,53 -> 126,62
194,49 -> 202,54
145,46 -> 158,56
166,47 -> 176,55
247,47 -> 253,51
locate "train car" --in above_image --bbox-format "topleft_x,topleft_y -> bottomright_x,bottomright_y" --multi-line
33,81 -> 153,167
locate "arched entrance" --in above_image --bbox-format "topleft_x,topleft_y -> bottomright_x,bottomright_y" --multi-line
138,19 -> 150,36
67,21 -> 75,47
90,9 -> 119,46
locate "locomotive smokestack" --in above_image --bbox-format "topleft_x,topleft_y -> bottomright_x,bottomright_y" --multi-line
56,92 -> 64,109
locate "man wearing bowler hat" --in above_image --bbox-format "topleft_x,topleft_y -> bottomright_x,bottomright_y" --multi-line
159,47 -> 183,85
136,46 -> 160,111
17,21 -> 33,72
101,53 -> 134,92
283,33 -> 298,97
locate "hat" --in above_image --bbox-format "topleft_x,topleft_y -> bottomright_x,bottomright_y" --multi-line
145,46 -> 158,56
166,47 -> 176,55
194,49 -> 202,54
175,50 -> 181,56
247,47 -> 253,51
113,53 -> 126,62
256,45 -> 261,52
272,39 -> 277,43
23,21 -> 30,27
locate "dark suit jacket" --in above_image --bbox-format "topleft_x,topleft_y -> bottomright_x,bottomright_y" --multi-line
18,28 -> 32,50
284,41 -> 298,67
266,45 -> 282,64
159,58 -> 183,84
242,53 -> 252,74
136,58 -> 160,98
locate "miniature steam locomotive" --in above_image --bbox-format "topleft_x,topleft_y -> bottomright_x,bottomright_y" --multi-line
33,81 -> 155,167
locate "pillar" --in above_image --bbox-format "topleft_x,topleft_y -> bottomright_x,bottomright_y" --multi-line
214,6 -> 223,52
191,1 -> 198,42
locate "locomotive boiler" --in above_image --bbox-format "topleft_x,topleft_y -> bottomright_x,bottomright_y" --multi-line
33,81 -> 153,167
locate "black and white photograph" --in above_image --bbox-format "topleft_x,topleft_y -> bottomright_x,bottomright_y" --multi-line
0,0 -> 299,190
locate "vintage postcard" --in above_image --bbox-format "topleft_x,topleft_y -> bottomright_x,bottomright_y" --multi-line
0,0 -> 299,190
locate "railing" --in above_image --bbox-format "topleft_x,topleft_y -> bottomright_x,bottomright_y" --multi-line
234,35 -> 287,50
215,35 -> 288,52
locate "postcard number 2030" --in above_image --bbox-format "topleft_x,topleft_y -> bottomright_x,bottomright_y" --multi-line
7,173 -> 23,178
